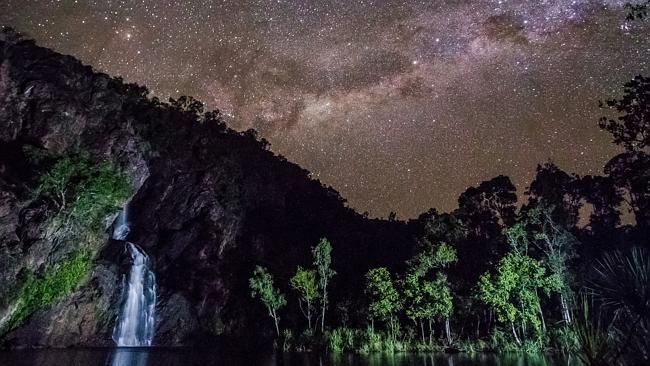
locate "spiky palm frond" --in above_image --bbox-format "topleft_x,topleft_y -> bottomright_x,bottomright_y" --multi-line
591,248 -> 650,318
572,296 -> 613,366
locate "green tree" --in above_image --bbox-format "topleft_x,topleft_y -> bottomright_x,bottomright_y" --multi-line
402,271 -> 429,342
506,204 -> 578,326
529,204 -> 577,325
249,265 -> 286,336
477,252 -> 560,346
313,238 -> 335,331
365,267 -> 401,343
404,241 -> 457,344
290,266 -> 318,330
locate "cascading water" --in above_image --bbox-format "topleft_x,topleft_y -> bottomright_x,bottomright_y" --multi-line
112,205 -> 130,241
111,208 -> 157,347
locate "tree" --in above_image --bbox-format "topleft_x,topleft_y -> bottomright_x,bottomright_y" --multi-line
1,26 -> 25,44
599,75 -> 650,153
365,267 -> 401,342
599,75 -> 650,234
577,175 -> 623,234
402,271 -> 429,342
604,152 -> 650,230
430,273 -> 454,345
455,176 -> 518,287
477,252 -> 561,345
36,154 -> 91,211
403,241 -> 457,344
313,238 -> 335,331
290,266 -> 318,330
249,266 -> 286,336
626,1 -> 649,20
508,203 -> 578,325
529,204 -> 577,325
523,162 -> 582,228
33,153 -> 131,231
169,95 -> 204,116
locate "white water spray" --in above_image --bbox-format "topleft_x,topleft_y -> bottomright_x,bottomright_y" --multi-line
111,208 -> 156,347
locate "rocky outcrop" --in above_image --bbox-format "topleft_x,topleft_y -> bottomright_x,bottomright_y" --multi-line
0,33 -> 414,348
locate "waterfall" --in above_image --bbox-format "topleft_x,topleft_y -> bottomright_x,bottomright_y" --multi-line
112,206 -> 130,241
111,207 -> 157,347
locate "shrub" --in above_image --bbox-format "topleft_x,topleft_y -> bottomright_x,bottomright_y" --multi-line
325,327 -> 357,353
327,328 -> 344,353
281,329 -> 294,352
360,326 -> 383,354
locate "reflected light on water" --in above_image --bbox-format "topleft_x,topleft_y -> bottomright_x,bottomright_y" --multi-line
109,348 -> 149,366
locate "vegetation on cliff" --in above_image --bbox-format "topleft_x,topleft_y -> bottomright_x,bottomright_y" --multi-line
0,152 -> 130,334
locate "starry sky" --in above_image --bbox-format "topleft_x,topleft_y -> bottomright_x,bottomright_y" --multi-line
2,0 -> 649,218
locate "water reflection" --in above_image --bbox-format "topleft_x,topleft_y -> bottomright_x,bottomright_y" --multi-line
109,348 -> 149,366
0,349 -> 576,366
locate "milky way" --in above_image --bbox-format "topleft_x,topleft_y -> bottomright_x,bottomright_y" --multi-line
2,0 -> 649,218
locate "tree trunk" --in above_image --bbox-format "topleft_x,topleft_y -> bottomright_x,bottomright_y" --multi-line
321,287 -> 327,332
420,319 -> 425,343
511,322 -> 521,346
428,318 -> 433,346
445,317 -> 452,345
271,308 -> 280,337
538,300 -> 546,332
560,294 -> 572,324
307,300 -> 312,330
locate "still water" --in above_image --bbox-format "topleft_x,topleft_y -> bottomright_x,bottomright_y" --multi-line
0,348 -> 577,366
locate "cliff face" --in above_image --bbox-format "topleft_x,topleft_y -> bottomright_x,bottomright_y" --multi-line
0,36 -> 414,347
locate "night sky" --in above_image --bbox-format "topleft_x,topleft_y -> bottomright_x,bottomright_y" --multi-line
2,1 -> 649,218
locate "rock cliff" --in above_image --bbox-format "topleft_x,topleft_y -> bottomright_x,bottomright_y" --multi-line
0,33 -> 414,348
